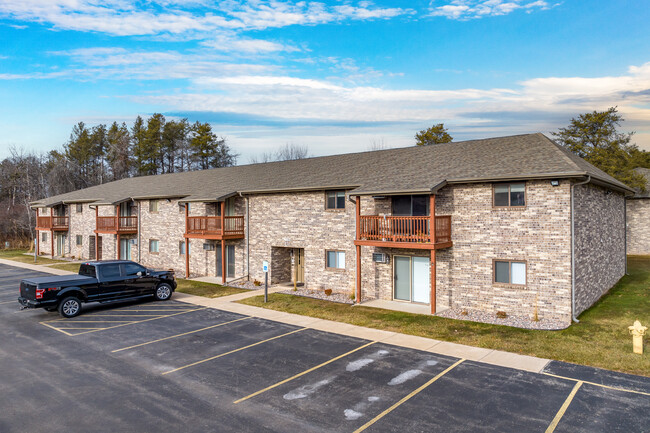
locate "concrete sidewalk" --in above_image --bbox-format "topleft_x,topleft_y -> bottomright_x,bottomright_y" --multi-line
172,290 -> 550,373
1,257 -> 550,373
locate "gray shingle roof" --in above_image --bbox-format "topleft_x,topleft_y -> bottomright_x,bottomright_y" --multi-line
31,133 -> 634,207
633,167 -> 650,198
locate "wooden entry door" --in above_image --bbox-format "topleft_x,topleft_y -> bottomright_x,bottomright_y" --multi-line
97,236 -> 103,260
293,248 -> 305,284
89,236 -> 96,260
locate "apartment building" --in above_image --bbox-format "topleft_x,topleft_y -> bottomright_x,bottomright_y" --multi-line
32,133 -> 634,326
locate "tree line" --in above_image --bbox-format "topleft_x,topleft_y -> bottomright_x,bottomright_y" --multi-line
0,114 -> 237,246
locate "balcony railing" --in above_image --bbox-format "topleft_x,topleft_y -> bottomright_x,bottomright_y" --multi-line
186,216 -> 245,237
96,216 -> 138,233
358,215 -> 451,244
36,216 -> 69,231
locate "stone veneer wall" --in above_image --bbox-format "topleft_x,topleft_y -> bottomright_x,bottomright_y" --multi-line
248,191 -> 356,293
137,198 -> 246,279
626,198 -> 650,255
69,203 -> 98,260
359,180 -> 574,323
573,183 -> 626,316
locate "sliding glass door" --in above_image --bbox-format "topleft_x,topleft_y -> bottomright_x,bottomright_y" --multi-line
393,255 -> 430,304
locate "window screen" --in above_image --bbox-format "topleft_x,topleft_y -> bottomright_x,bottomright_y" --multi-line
149,239 -> 159,253
494,261 -> 526,285
326,251 -> 345,269
76,235 -> 83,246
149,200 -> 158,212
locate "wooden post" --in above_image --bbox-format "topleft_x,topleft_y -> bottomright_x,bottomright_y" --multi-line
116,204 -> 120,260
356,196 -> 361,304
185,203 -> 190,278
430,194 -> 436,314
95,206 -> 99,260
221,201 -> 226,284
431,249 -> 436,315
50,208 -> 54,258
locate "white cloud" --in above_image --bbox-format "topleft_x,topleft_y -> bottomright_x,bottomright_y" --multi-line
0,1 -> 413,36
429,0 -> 551,20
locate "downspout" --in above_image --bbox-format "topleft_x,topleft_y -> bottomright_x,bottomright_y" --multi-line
240,192 -> 250,281
571,175 -> 590,323
137,200 -> 141,263
623,195 -> 630,275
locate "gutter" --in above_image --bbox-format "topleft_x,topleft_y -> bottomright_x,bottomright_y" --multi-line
571,175 -> 591,323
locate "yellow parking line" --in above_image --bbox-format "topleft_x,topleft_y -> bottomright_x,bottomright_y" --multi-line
48,319 -> 138,323
353,358 -> 465,433
77,314 -> 165,317
46,307 -> 206,336
234,341 -> 377,404
162,328 -> 307,376
543,373 -> 650,397
112,316 -> 252,353
545,381 -> 583,433
0,300 -> 16,305
40,321 -> 75,336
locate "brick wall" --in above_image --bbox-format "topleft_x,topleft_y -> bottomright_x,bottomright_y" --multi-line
573,183 -> 626,315
359,180 -> 574,323
626,199 -> 650,255
248,191 -> 356,294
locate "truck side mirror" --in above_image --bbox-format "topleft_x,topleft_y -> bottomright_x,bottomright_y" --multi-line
136,271 -> 143,277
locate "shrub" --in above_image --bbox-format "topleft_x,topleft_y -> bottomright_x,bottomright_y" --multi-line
496,311 -> 507,319
253,280 -> 261,286
324,289 -> 332,296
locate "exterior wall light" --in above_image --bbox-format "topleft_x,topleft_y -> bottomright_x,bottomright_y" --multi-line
550,180 -> 560,186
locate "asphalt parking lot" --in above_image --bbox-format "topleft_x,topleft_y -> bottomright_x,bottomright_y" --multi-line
1,263 -> 649,432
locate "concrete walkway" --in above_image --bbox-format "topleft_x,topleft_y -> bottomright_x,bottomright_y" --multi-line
2,257 -> 550,373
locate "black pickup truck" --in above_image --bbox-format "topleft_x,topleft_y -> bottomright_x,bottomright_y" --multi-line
18,260 -> 177,318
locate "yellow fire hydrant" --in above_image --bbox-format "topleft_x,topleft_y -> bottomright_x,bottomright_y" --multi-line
628,320 -> 647,355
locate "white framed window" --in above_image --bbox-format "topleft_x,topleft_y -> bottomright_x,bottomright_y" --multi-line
149,200 -> 159,213
494,260 -> 526,285
326,250 -> 346,269
42,232 -> 47,242
76,235 -> 83,246
149,239 -> 159,254
76,204 -> 83,213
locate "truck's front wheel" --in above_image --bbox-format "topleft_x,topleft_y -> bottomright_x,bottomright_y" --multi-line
155,283 -> 173,301
58,297 -> 82,318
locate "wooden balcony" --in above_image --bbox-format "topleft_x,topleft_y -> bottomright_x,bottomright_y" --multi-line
95,216 -> 138,234
355,215 -> 452,249
185,216 -> 245,240
36,216 -> 69,231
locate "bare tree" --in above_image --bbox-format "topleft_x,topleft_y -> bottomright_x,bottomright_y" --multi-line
275,143 -> 309,161
368,137 -> 389,151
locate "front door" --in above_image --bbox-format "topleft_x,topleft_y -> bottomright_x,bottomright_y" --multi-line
294,248 -> 305,284
97,236 -> 103,260
393,255 -> 430,304
120,238 -> 131,260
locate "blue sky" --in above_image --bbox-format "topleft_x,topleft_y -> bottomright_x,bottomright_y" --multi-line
1,0 -> 649,162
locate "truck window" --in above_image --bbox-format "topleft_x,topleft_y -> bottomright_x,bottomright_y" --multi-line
124,263 -> 146,276
79,264 -> 97,278
100,264 -> 122,278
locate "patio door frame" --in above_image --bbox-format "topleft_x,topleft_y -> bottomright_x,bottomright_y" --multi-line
392,255 -> 430,305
